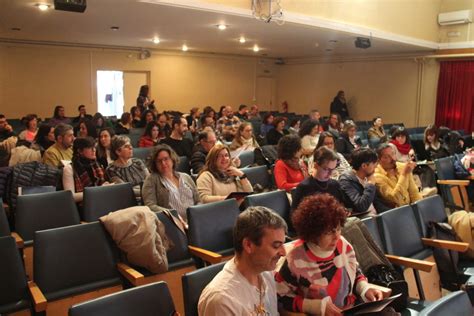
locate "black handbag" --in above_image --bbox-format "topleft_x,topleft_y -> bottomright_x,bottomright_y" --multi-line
366,264 -> 408,311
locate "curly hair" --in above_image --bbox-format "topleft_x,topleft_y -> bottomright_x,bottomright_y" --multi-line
298,119 -> 320,138
277,134 -> 302,160
292,193 -> 347,242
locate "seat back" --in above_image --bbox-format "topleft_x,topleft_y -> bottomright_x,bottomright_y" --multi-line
419,290 -> 472,316
20,185 -> 56,195
413,195 -> 448,238
0,236 -> 29,312
182,262 -> 226,316
238,150 -> 255,167
0,199 -> 11,237
82,183 -> 137,222
360,216 -> 385,252
15,190 -> 80,243
133,147 -> 152,162
156,211 -> 192,268
435,157 -> 455,180
34,222 -> 121,301
69,281 -> 176,316
187,199 -> 239,254
176,156 -> 190,174
377,205 -> 430,260
244,190 -> 291,228
241,165 -> 271,190
128,133 -> 141,148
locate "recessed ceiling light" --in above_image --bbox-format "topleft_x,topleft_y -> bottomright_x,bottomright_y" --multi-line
253,45 -> 260,52
36,3 -> 50,11
217,24 -> 227,30
152,37 -> 160,44
110,26 -> 120,31
239,37 -> 246,44
182,44 -> 188,52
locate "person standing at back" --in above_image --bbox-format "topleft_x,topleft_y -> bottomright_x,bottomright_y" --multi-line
330,90 -> 350,121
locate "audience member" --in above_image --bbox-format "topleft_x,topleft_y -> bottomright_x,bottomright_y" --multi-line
191,131 -> 217,174
266,116 -> 289,145
330,90 -> 350,121
130,106 -> 143,128
374,143 -> 421,207
42,123 -> 74,167
107,135 -> 149,193
229,122 -> 259,157
339,148 -> 389,215
247,105 -> 261,120
92,112 -> 111,133
202,106 -> 216,122
136,84 -> 154,111
0,114 -> 15,141
63,137 -> 109,202
367,117 -> 387,146
160,117 -> 193,158
142,144 -> 199,223
336,120 -> 362,161
275,194 -> 382,315
292,146 -> 345,209
157,112 -> 171,139
200,115 -> 215,132
18,114 -> 38,142
186,107 -> 201,134
445,130 -> 466,155
424,125 -> 449,161
199,206 -> 286,315
71,104 -> 93,125
138,121 -> 160,148
141,109 -> 156,126
288,118 -> 301,135
389,126 -> 415,162
323,112 -> 343,138
32,124 -> 55,153
196,144 -> 253,203
274,135 -> 308,192
49,105 -> 71,126
8,139 -> 41,167
75,119 -> 98,139
260,113 -> 274,137
216,105 -> 241,141
96,127 -> 115,168
115,112 -> 132,135
235,104 -> 249,121
309,109 -> 323,126
314,131 -> 351,180
299,119 -> 320,157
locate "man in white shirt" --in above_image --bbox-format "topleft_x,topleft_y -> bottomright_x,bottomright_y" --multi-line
198,206 -> 287,315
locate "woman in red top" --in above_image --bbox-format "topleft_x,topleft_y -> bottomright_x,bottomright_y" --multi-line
138,121 -> 160,148
274,134 -> 308,192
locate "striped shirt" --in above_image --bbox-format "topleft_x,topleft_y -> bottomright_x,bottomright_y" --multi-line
162,174 -> 195,220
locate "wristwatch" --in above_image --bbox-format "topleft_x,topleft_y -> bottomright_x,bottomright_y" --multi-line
239,174 -> 248,180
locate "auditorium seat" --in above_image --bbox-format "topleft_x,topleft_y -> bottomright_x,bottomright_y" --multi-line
240,165 -> 272,190
419,291 -> 472,316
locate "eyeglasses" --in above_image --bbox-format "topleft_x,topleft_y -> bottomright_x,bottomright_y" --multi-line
121,144 -> 133,149
156,156 -> 171,164
217,153 -> 230,159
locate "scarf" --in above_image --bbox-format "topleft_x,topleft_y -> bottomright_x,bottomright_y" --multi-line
73,156 -> 107,192
284,158 -> 309,178
390,139 -> 411,155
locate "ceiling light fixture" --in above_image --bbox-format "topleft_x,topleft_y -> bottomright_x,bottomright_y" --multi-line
110,26 -> 120,31
217,24 -> 227,30
253,45 -> 260,52
182,44 -> 188,52
36,3 -> 50,11
239,37 -> 246,43
152,37 -> 160,44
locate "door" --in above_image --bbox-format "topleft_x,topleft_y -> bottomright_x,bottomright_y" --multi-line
256,77 -> 275,111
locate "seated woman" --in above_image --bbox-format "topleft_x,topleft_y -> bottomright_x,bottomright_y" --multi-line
274,134 -> 308,192
266,116 -> 289,145
75,119 -> 97,139
18,114 -> 38,143
312,131 -> 351,180
424,125 -> 449,161
196,144 -> 253,204
260,113 -> 274,137
106,135 -> 149,194
96,127 -> 115,168
63,137 -> 109,202
336,120 -> 362,161
367,117 -> 387,147
32,124 -> 55,153
299,119 -> 321,158
142,144 -> 199,223
323,113 -> 342,138
229,122 -> 259,158
138,122 -> 160,148
275,193 -> 382,315
115,112 -> 132,135
288,118 -> 301,135
130,106 -> 143,128
389,127 -> 415,162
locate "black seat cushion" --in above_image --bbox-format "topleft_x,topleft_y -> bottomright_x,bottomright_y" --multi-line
413,195 -> 447,237
0,199 -> 11,236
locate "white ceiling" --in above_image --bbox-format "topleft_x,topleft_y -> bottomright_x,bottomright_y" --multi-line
0,0 -> 437,59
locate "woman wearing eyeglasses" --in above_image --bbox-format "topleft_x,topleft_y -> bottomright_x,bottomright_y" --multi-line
291,146 -> 346,210
142,144 -> 199,223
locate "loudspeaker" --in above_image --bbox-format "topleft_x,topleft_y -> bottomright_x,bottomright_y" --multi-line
54,0 -> 87,13
355,37 -> 371,49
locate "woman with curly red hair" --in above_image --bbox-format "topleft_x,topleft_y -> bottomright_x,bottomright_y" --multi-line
275,194 -> 382,315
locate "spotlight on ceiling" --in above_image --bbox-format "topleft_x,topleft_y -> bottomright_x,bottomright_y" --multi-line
239,37 -> 246,43
182,44 -> 188,52
36,3 -> 51,11
253,45 -> 260,52
152,37 -> 160,44
217,24 -> 227,30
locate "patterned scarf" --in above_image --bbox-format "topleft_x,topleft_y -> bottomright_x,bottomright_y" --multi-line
73,156 -> 107,192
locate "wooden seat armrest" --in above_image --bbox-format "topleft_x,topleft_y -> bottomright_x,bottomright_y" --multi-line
28,281 -> 47,312
117,263 -> 145,286
367,283 -> 392,298
422,238 -> 469,252
188,245 -> 223,264
385,255 -> 435,272
11,232 -> 24,248
437,179 -> 470,186
80,221 -> 88,224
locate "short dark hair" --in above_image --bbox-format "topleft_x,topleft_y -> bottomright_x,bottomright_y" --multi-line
198,131 -> 211,142
72,136 -> 95,159
239,104 -> 247,111
372,117 -> 382,125
313,146 -> 339,165
78,104 -> 85,111
391,126 -> 409,141
171,117 -> 183,130
233,206 -> 287,254
277,134 -> 302,160
54,123 -> 73,140
0,114 -> 5,119
350,148 -> 378,170
22,114 -> 37,128
273,116 -> 286,128
147,144 -> 180,174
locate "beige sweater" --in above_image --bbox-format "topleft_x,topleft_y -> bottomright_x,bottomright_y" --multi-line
196,171 -> 253,204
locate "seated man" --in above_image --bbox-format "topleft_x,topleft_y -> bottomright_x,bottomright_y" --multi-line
339,148 -> 389,215
198,206 -> 287,315
0,114 -> 15,141
216,105 -> 240,141
374,143 -> 422,207
42,123 -> 74,167
191,131 -> 217,174
160,116 -> 193,159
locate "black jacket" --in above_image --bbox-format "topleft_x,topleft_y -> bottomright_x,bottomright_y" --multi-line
339,171 -> 389,214
330,98 -> 349,121
336,135 -> 362,161
291,176 -> 346,210
190,145 -> 208,174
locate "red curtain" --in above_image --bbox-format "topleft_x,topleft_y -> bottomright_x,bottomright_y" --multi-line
435,60 -> 474,132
